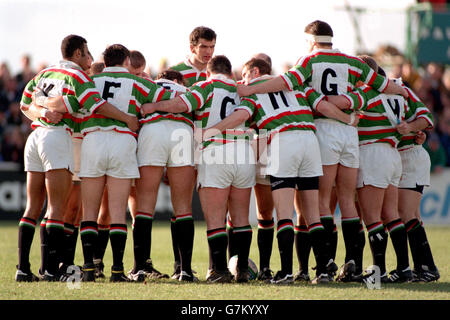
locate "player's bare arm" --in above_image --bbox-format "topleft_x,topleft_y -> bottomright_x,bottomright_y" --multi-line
237,76 -> 287,97
326,95 -> 353,110
140,96 -> 187,116
20,103 -> 63,124
201,109 -> 251,141
396,117 -> 430,135
316,99 -> 359,127
35,94 -> 139,132
383,80 -> 408,98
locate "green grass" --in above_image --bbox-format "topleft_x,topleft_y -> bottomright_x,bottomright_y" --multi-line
0,220 -> 449,300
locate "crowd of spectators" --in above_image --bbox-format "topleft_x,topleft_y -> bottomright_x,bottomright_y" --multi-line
0,53 -> 448,173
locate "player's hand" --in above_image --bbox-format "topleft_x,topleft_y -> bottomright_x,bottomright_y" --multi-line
42,110 -> 63,124
396,121 -> 411,135
140,103 -> 157,117
237,84 -> 253,97
125,115 -> 140,132
414,131 -> 426,145
347,112 -> 359,127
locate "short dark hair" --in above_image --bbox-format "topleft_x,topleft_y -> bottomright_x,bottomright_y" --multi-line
304,20 -> 334,37
91,62 -> 105,75
61,34 -> 87,59
207,55 -> 232,76
103,44 -> 130,67
358,55 -> 379,73
130,50 -> 146,69
156,69 -> 185,85
190,26 -> 217,46
244,58 -> 272,76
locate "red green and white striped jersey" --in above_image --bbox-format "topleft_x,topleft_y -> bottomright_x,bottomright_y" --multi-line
170,59 -> 207,87
71,67 -> 175,137
178,74 -> 247,149
237,75 -> 325,138
20,60 -> 106,133
140,79 -> 193,129
397,85 -> 434,150
281,49 -> 389,120
352,84 -> 407,148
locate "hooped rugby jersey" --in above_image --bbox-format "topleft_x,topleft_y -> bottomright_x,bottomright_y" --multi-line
236,75 -> 326,140
351,83 -> 407,148
20,60 -> 106,133
397,85 -> 434,151
178,74 -> 248,149
69,66 -> 175,137
281,48 -> 389,120
139,79 -> 193,129
170,59 -> 207,87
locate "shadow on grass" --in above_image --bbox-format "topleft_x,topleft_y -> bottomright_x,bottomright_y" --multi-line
142,278 -> 450,292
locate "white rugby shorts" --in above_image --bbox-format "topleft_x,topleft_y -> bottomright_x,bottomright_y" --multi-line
79,130 -> 139,179
137,121 -> 194,167
357,142 -> 402,189
24,126 -> 74,173
398,145 -> 431,188
315,118 -> 359,168
197,142 -> 256,189
265,130 -> 323,178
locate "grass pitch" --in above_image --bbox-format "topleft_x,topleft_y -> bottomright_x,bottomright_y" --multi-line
0,220 -> 449,300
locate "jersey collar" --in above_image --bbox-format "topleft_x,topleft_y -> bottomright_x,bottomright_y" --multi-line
311,48 -> 341,54
59,60 -> 83,71
102,66 -> 130,73
208,73 -> 235,83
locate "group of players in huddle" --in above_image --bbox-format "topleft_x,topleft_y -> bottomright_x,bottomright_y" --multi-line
15,21 -> 440,285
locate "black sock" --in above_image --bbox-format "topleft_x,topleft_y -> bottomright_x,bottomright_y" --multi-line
62,223 -> 76,266
109,224 -> 127,270
367,222 -> 387,275
226,216 -> 238,260
66,224 -> 79,266
320,215 -> 337,261
386,219 -> 410,271
132,212 -> 153,272
406,219 -> 437,271
45,219 -> 65,275
341,217 -> 361,265
232,225 -> 252,272
207,228 -> 228,271
170,216 -> 180,269
39,218 -> 48,274
80,221 -> 98,267
309,222 -> 328,275
276,219 -> 294,275
18,217 -> 37,273
294,225 -> 311,273
257,219 -> 274,271
355,222 -> 366,274
174,214 -> 194,274
93,224 -> 110,264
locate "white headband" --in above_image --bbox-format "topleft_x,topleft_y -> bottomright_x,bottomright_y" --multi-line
305,33 -> 333,43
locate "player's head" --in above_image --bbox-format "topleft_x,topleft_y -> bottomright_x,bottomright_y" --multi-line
90,62 -> 106,76
103,44 -> 131,68
190,26 -> 217,65
242,58 -> 271,84
61,34 -> 91,70
304,20 -> 333,51
206,55 -> 232,78
129,50 -> 146,77
252,53 -> 272,69
156,69 -> 185,85
358,55 -> 379,73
